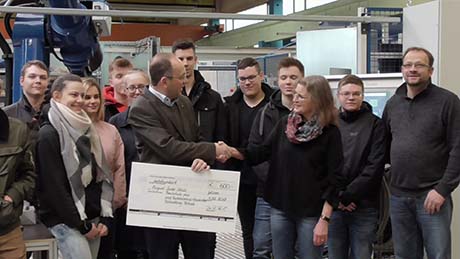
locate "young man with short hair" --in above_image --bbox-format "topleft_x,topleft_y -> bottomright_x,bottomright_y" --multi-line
104,57 -> 133,121
328,74 -> 385,259
3,60 -> 49,130
224,57 -> 274,259
172,39 -> 226,143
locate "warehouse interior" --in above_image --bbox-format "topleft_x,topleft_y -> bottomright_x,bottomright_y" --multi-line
0,0 -> 459,258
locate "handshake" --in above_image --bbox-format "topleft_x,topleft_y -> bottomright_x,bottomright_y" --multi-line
214,141 -> 244,163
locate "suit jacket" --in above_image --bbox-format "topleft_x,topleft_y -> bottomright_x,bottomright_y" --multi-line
127,89 -> 216,166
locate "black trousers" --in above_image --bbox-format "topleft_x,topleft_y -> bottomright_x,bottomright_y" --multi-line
144,228 -> 216,259
237,183 -> 258,259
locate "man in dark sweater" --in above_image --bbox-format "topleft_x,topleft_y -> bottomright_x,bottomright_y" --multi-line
172,39 -> 226,143
328,75 -> 385,259
248,57 -> 304,259
383,47 -> 460,259
224,57 -> 274,259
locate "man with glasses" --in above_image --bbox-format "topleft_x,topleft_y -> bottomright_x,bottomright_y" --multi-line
383,47 -> 460,259
224,57 -> 274,259
328,74 -> 385,259
172,39 -> 226,143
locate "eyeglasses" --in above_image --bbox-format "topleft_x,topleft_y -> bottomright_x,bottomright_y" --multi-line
293,93 -> 311,101
126,84 -> 147,93
339,92 -> 363,98
238,75 -> 258,83
401,63 -> 430,69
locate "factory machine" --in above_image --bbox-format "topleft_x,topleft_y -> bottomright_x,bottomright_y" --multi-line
0,0 -> 110,104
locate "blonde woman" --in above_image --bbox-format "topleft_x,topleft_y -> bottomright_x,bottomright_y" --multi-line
82,78 -> 127,259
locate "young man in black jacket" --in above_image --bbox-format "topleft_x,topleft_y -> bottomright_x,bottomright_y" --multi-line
3,60 -> 49,132
224,57 -> 274,259
248,57 -> 304,259
328,74 -> 385,259
172,39 -> 226,143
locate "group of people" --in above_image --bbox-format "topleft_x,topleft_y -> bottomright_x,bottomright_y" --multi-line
1,41 -> 459,259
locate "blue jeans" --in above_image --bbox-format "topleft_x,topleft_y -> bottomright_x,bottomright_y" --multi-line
50,223 -> 101,259
253,197 -> 272,259
270,207 -> 322,259
390,193 -> 452,259
327,207 -> 378,259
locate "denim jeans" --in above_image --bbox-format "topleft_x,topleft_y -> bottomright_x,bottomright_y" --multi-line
253,197 -> 272,259
390,193 -> 452,259
50,223 -> 101,259
270,207 -> 322,259
327,207 -> 378,259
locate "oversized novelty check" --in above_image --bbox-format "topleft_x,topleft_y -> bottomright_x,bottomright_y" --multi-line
127,162 -> 240,233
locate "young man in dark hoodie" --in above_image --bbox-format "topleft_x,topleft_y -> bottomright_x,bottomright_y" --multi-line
172,39 -> 226,143
224,57 -> 274,259
328,74 -> 385,259
248,57 -> 304,259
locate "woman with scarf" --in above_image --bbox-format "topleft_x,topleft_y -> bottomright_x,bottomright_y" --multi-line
82,78 -> 126,259
232,75 -> 343,259
36,74 -> 114,259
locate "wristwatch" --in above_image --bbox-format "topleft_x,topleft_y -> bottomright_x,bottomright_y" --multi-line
320,214 -> 331,223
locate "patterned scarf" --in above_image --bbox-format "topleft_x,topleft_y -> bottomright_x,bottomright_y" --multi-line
285,111 -> 323,144
48,99 -> 113,220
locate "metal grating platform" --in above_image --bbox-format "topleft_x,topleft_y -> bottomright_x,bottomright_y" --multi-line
179,216 -> 245,259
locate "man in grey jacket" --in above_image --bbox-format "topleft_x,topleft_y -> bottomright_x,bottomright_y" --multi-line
383,47 -> 460,259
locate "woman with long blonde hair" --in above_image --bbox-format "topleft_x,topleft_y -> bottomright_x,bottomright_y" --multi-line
82,78 -> 127,259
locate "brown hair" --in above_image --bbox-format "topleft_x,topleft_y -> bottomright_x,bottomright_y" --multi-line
21,60 -> 49,77
402,47 -> 434,67
237,57 -> 261,73
82,77 -> 104,121
149,53 -> 175,86
50,73 -> 81,94
337,74 -> 364,92
108,57 -> 133,74
298,75 -> 338,127
278,57 -> 304,77
172,39 -> 196,54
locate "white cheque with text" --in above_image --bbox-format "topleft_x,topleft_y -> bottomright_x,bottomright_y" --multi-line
127,162 -> 240,233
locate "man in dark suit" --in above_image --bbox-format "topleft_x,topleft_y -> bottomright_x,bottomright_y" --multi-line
128,53 -> 230,259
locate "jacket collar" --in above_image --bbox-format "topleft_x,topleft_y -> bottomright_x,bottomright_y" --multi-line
395,79 -> 434,100
0,109 -> 9,142
339,101 -> 372,122
182,70 -> 210,106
